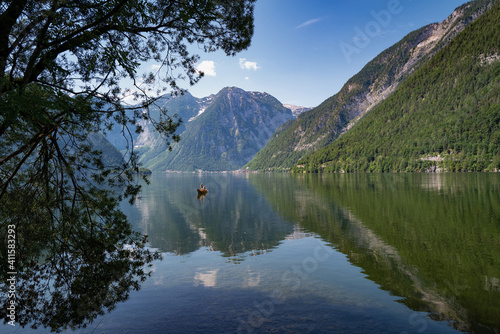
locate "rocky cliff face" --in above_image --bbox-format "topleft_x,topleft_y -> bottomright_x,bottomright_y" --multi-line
283,104 -> 312,117
245,0 -> 497,171
293,0 -> 500,173
137,87 -> 294,171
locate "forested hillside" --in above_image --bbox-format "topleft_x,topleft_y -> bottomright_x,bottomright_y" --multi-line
292,2 -> 500,173
246,0 -> 497,171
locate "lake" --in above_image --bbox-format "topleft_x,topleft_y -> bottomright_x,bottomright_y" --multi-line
4,173 -> 500,333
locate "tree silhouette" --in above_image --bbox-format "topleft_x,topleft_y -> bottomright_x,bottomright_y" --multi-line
0,0 -> 255,330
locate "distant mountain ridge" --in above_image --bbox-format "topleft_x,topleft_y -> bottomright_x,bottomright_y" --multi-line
245,0 -> 498,171
135,87 -> 295,171
87,132 -> 124,168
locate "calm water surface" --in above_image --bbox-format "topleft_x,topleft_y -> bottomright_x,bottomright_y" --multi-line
5,173 -> 500,333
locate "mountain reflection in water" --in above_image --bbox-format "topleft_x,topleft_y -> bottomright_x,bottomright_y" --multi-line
2,173 -> 499,333
251,173 -> 500,333
126,174 -> 295,258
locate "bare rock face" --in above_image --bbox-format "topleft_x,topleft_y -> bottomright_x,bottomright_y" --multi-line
283,104 -> 312,117
246,0 -> 496,170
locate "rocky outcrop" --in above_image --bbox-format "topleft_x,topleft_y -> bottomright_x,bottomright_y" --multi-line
246,0 -> 497,171
283,104 -> 312,117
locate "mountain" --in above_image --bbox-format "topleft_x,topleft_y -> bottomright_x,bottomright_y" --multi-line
137,87 -> 294,171
130,92 -> 205,164
246,0 -> 498,171
283,104 -> 312,117
292,1 -> 500,173
103,92 -> 201,155
87,132 -> 124,168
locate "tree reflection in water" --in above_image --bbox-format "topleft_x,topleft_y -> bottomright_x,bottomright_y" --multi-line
0,189 -> 161,332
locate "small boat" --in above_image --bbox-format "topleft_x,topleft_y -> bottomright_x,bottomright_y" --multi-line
197,182 -> 208,195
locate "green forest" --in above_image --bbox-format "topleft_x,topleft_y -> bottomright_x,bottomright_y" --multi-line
292,2 -> 500,173
245,23 -> 439,171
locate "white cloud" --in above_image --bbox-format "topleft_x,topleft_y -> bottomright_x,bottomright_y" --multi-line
151,64 -> 161,70
239,58 -> 260,71
296,18 -> 322,29
196,60 -> 216,77
245,77 -> 250,80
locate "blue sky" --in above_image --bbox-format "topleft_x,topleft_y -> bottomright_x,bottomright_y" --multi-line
183,0 -> 469,107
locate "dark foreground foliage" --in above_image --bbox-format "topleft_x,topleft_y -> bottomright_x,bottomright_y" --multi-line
0,0 -> 255,331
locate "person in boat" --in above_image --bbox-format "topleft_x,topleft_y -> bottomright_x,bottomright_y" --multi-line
198,182 -> 207,193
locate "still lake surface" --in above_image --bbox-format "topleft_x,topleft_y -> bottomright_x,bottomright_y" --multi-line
6,173 -> 500,333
